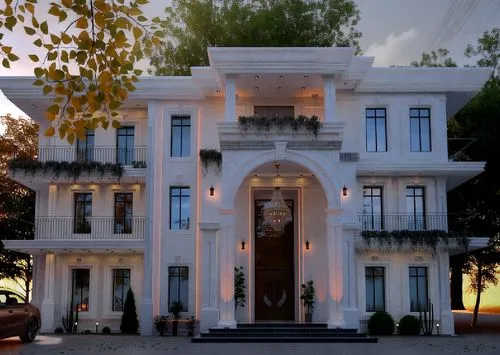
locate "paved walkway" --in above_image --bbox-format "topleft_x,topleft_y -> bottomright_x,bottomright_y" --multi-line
1,334 -> 499,355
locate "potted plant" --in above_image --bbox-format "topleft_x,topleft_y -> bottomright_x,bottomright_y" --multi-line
154,316 -> 168,336
300,280 -> 315,323
170,301 -> 183,336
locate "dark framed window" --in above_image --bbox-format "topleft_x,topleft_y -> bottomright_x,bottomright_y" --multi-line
72,269 -> 90,312
116,126 -> 135,165
406,187 -> 426,230
114,193 -> 133,234
410,108 -> 431,152
170,187 -> 190,230
76,129 -> 95,162
365,267 -> 385,312
74,193 -> 92,233
112,269 -> 130,311
362,187 -> 383,230
409,266 -> 428,311
168,266 -> 188,312
366,108 -> 387,152
171,116 -> 191,157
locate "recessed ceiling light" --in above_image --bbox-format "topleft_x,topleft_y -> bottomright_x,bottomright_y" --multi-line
304,75 -> 309,79
32,104 -> 36,108
279,75 -> 284,79
254,86 -> 259,91
278,86 -> 282,89
216,90 -> 221,94
301,86 -> 306,90
255,75 -> 259,79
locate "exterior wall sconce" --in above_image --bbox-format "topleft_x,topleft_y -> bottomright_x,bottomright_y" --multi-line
241,241 -> 246,250
305,240 -> 310,250
209,185 -> 215,196
436,323 -> 440,335
95,321 -> 99,334
342,185 -> 348,196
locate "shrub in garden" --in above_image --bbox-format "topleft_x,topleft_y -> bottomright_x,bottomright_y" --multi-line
367,311 -> 395,335
120,288 -> 139,334
102,326 -> 112,335
54,327 -> 64,334
398,315 -> 420,335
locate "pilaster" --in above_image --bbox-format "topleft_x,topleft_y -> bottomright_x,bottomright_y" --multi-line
224,75 -> 237,122
40,253 -> 55,333
323,75 -> 336,122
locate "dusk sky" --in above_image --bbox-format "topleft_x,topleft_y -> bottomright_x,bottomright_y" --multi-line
0,0 -> 499,117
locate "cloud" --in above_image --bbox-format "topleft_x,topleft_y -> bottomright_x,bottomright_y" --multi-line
365,28 -> 418,67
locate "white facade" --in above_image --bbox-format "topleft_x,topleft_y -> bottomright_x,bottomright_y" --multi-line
1,47 -> 491,335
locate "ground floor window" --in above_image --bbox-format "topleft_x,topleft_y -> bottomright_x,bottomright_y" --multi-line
72,269 -> 90,311
365,266 -> 385,312
112,269 -> 131,311
168,266 -> 188,312
409,266 -> 428,311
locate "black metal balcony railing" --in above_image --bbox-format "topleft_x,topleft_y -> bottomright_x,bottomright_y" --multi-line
359,214 -> 448,232
35,217 -> 146,240
38,147 -> 147,166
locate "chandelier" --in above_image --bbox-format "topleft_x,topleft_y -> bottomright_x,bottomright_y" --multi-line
262,162 -> 292,235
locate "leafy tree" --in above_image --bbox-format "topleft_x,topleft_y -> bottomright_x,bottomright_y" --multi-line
0,115 -> 38,302
410,49 -> 457,67
148,0 -> 362,76
0,0 -> 165,143
465,27 -> 500,80
120,288 -> 139,334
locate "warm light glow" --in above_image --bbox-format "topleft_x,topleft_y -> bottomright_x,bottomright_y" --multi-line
463,269 -> 500,313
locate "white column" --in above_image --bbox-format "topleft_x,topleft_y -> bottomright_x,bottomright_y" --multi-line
218,209 -> 236,328
343,236 -> 359,329
224,75 -> 237,122
326,209 -> 344,328
323,75 -> 336,122
140,101 -> 162,336
199,223 -> 220,332
40,253 -> 55,333
438,250 -> 454,335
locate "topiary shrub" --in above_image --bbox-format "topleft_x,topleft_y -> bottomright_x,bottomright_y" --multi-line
120,288 -> 139,334
398,315 -> 420,335
54,327 -> 64,334
102,326 -> 111,335
84,330 -> 92,335
367,311 -> 395,335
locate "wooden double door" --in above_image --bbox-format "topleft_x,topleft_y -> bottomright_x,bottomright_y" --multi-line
254,199 -> 295,321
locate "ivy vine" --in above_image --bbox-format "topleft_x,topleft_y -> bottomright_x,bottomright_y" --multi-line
9,159 -> 124,181
199,149 -> 222,174
238,115 -> 322,136
361,230 -> 469,251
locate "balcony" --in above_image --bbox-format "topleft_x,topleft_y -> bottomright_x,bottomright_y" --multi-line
35,217 -> 145,240
359,214 -> 448,232
38,146 -> 147,166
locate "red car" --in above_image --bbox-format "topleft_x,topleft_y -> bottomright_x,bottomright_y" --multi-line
0,291 -> 41,342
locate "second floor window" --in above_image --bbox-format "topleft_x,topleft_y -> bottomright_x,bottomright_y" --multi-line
170,187 -> 190,230
76,129 -> 94,162
171,116 -> 191,157
366,108 -> 387,152
168,266 -> 188,312
410,108 -> 431,152
406,186 -> 425,230
366,267 -> 385,312
74,193 -> 92,233
409,266 -> 428,312
112,269 -> 130,311
72,269 -> 90,312
362,187 -> 383,230
117,126 -> 135,165
114,193 -> 133,234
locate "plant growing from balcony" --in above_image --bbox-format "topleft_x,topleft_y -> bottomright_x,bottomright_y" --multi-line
300,280 -> 315,323
238,115 -> 322,136
131,161 -> 147,169
199,149 -> 222,174
234,266 -> 246,310
361,230 -> 469,251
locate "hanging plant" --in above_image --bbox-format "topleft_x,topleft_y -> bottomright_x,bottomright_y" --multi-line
199,149 -> 222,174
8,158 -> 124,180
361,230 -> 469,251
238,115 -> 322,136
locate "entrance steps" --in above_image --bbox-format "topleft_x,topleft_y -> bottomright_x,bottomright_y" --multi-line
192,323 -> 377,343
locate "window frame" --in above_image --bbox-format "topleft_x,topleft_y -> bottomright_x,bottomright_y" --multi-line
409,266 -> 429,312
112,268 -> 131,312
168,266 -> 189,312
114,192 -> 133,234
409,108 -> 431,152
365,266 -> 386,312
116,126 -> 135,165
406,186 -> 426,230
76,128 -> 95,162
71,268 -> 90,312
74,192 -> 92,234
362,186 -> 384,230
366,108 -> 387,152
170,115 -> 191,158
169,186 -> 190,230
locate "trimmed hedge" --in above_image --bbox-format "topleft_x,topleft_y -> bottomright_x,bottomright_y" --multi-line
398,315 -> 420,335
368,311 -> 395,335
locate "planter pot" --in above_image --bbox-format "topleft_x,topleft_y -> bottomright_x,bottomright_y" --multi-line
305,313 -> 313,323
172,320 -> 178,336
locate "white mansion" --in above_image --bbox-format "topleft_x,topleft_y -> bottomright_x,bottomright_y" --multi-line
0,47 -> 490,335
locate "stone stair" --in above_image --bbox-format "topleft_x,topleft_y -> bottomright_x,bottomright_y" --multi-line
192,323 -> 377,343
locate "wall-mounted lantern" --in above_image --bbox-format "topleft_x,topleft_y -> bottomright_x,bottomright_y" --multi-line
342,185 -> 348,196
209,185 -> 215,196
241,241 -> 246,250
305,240 -> 310,250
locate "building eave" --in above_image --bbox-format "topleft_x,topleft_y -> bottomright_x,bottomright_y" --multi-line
2,239 -> 144,254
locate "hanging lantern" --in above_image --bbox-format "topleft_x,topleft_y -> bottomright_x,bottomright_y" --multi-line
261,162 -> 292,235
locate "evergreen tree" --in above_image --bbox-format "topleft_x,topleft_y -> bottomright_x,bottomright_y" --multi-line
120,288 -> 139,334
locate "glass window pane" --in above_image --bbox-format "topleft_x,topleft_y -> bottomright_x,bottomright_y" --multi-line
171,127 -> 181,157
375,109 -> 385,117
376,118 -> 387,151
171,196 -> 180,230
366,118 -> 376,151
410,109 -> 419,117
182,126 -> 190,156
410,117 -> 420,151
366,109 -> 375,118
420,117 -> 431,151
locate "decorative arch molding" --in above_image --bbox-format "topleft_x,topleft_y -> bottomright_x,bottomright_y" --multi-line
221,149 -> 340,210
